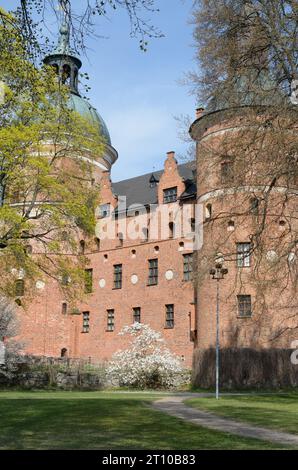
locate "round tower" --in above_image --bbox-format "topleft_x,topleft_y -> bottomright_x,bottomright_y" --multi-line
190,100 -> 298,353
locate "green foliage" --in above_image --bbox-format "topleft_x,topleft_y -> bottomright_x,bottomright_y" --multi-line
0,9 -> 103,301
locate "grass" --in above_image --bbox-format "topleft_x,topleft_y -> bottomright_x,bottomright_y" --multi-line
0,390 -> 290,450
186,392 -> 298,435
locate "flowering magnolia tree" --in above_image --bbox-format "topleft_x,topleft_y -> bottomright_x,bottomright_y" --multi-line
107,323 -> 190,389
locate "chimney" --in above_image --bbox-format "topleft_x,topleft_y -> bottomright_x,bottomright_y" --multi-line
166,151 -> 176,159
196,107 -> 205,119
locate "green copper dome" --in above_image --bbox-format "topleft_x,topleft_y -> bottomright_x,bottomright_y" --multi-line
68,93 -> 111,145
43,11 -> 112,146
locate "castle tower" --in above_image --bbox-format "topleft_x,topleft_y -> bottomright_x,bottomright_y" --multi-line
190,92 -> 297,361
43,11 -> 118,174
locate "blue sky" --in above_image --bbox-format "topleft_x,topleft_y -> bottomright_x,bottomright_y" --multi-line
2,0 -> 197,181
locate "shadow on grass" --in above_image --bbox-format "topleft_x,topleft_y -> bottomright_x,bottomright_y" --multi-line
0,392 -> 290,450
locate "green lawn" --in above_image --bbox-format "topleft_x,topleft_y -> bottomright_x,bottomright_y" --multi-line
0,391 -> 289,450
186,393 -> 298,435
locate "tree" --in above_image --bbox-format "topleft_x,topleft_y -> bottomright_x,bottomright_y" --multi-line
189,1 -> 298,341
190,0 -> 297,104
11,0 -> 163,58
0,9 -> 103,301
107,323 -> 189,389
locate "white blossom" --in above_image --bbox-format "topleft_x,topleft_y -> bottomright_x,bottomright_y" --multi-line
107,323 -> 190,389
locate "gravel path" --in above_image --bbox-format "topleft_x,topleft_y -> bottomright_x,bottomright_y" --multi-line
151,394 -> 298,447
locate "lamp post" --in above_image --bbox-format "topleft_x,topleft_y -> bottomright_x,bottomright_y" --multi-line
210,262 -> 228,400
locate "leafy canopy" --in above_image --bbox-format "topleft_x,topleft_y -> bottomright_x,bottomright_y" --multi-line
0,8 -> 104,301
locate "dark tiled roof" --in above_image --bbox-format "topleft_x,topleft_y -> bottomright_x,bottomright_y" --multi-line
112,162 -> 196,208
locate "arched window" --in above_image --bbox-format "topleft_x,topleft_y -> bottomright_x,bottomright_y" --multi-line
169,222 -> 175,239
73,68 -> 78,88
62,64 -> 71,85
95,238 -> 100,251
61,348 -> 68,358
79,240 -> 85,255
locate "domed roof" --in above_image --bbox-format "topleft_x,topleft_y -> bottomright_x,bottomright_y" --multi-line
68,93 -> 111,145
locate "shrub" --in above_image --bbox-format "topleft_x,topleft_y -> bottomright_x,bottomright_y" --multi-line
107,323 -> 190,389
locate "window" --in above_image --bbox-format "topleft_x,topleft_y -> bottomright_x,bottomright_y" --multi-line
250,197 -> 259,215
117,233 -> 124,247
82,311 -> 90,333
79,240 -> 85,255
237,295 -> 252,317
62,64 -> 71,85
84,269 -> 93,293
165,304 -> 174,328
205,204 -> 212,220
99,203 -> 110,218
183,253 -> 193,281
107,309 -> 115,331
113,264 -> 122,289
133,307 -> 141,323
142,227 -> 149,242
148,259 -> 158,285
62,302 -> 67,315
15,279 -> 24,297
191,218 -> 196,233
61,348 -> 67,358
169,222 -> 175,239
149,174 -> 159,188
228,220 -> 235,231
163,187 -> 177,203
237,243 -> 252,267
95,238 -> 100,251
221,161 -> 234,183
